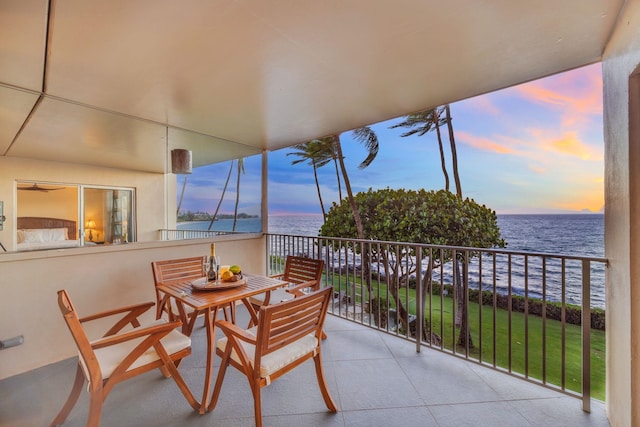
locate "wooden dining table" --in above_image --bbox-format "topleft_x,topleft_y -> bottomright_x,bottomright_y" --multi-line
156,273 -> 287,414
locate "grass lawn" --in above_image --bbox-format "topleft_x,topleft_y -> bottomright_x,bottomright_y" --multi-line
331,278 -> 606,401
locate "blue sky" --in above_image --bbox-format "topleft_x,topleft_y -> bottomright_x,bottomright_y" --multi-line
179,63 -> 603,217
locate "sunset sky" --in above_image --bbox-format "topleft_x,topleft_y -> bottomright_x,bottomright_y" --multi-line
180,63 -> 604,216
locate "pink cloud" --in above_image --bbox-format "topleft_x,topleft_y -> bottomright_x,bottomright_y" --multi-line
456,130 -> 516,154
528,164 -> 546,174
523,128 -> 603,161
457,127 -> 603,164
549,131 -> 601,160
513,63 -> 602,128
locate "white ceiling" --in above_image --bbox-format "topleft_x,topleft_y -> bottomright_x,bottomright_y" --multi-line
0,0 -> 626,173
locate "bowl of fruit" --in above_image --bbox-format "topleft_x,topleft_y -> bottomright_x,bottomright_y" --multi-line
221,265 -> 243,282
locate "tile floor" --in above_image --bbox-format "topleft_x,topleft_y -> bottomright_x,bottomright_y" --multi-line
0,306 -> 610,426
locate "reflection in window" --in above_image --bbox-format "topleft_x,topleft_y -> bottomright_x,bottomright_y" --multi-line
15,181 -> 135,250
175,155 -> 263,234
16,183 -> 80,251
84,187 -> 135,244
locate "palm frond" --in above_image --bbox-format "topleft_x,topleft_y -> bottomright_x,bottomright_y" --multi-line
352,126 -> 379,169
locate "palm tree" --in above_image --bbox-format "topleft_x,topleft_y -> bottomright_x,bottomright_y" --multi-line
289,127 -> 379,234
176,175 -> 188,216
352,126 -> 380,169
332,126 -> 379,239
232,158 -> 245,231
331,134 -> 361,238
336,126 -> 381,313
288,128 -> 379,310
207,160 -> 234,231
391,105 -> 463,197
390,107 -> 450,191
304,137 -> 344,203
315,137 -> 343,202
288,142 -> 329,221
445,104 -> 462,197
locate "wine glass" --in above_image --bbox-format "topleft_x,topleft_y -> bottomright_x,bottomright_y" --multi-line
212,256 -> 220,283
203,256 -> 211,282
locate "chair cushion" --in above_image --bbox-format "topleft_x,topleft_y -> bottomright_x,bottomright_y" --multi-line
216,327 -> 318,379
81,319 -> 191,380
247,287 -> 292,307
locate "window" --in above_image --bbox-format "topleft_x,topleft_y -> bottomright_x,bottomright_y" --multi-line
83,187 -> 135,244
16,181 -> 135,250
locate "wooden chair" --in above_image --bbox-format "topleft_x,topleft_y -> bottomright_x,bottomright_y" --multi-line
151,257 -> 235,325
209,286 -> 337,427
248,256 -> 325,310
50,290 -> 199,427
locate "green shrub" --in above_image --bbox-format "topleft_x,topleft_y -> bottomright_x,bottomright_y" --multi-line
428,284 -> 605,330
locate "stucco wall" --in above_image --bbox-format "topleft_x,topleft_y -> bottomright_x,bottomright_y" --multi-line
0,156 -> 170,251
0,236 -> 266,380
602,0 -> 640,425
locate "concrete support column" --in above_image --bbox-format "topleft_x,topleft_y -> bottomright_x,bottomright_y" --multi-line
603,4 -> 640,421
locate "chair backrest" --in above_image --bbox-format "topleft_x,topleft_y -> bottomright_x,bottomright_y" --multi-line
151,256 -> 206,286
255,286 -> 332,359
283,256 -> 324,286
57,290 -> 102,386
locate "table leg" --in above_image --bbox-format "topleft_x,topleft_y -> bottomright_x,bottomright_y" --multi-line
183,305 -> 200,336
200,306 -> 219,414
174,300 -> 196,335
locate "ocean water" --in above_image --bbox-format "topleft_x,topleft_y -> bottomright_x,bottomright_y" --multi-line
180,213 -> 604,258
177,217 -> 263,233
267,213 -> 604,256
176,215 -> 323,235
497,214 -> 603,258
475,214 -> 604,309
179,214 -> 605,308
267,213 -> 605,309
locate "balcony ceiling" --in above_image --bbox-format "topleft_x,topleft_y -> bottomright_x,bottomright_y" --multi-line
0,0 -> 625,173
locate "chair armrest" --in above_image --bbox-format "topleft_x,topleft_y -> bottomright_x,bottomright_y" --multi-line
79,301 -> 155,322
91,320 -> 183,350
215,319 -> 257,344
286,279 -> 319,297
80,301 -> 156,337
269,273 -> 285,280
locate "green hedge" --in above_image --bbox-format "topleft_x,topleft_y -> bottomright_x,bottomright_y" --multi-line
426,283 -> 606,331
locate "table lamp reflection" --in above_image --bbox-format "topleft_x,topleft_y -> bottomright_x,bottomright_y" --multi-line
85,219 -> 96,242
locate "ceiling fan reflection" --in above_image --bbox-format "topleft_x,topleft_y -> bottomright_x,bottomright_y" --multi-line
17,184 -> 63,192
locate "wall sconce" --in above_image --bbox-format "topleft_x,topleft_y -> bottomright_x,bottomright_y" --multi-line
0,201 -> 5,231
0,201 -> 5,252
85,219 -> 96,242
171,149 -> 192,174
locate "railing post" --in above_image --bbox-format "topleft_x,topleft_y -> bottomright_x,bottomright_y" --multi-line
416,246 -> 422,353
581,259 -> 591,413
265,234 -> 271,275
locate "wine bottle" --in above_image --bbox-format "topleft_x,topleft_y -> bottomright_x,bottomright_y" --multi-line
208,243 -> 217,281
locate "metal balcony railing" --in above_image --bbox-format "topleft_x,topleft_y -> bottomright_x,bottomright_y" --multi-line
266,233 -> 607,412
159,229 -> 236,240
